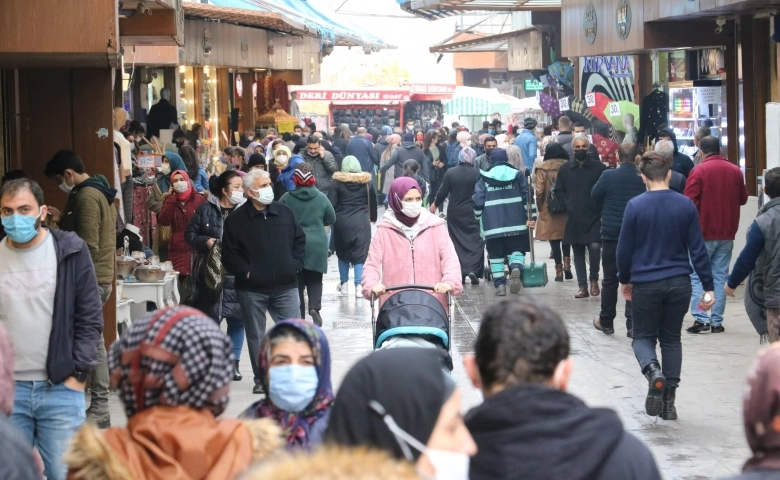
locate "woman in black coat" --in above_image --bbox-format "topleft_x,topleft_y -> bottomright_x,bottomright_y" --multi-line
328,156 -> 377,297
430,147 -> 485,283
184,171 -> 246,381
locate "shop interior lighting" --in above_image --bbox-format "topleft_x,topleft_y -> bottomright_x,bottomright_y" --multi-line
179,66 -> 185,73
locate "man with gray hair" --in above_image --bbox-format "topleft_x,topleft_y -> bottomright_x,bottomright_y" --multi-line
346,126 -> 378,173
222,168 -> 306,394
693,126 -> 712,166
653,140 -> 687,193
145,87 -> 179,139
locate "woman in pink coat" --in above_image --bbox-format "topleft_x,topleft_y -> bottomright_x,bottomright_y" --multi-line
362,177 -> 463,309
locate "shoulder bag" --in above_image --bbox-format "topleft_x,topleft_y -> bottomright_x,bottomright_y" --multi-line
542,170 -> 567,215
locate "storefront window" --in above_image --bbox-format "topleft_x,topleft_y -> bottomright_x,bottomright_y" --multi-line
202,65 -> 218,160
179,66 -> 196,130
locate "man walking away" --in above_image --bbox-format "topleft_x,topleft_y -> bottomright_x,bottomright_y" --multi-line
684,136 -> 748,334
617,152 -> 714,420
222,169 -> 306,395
657,128 -> 694,177
464,298 -> 662,480
345,127 -> 378,173
301,135 -> 339,196
0,179 -> 103,480
44,150 -> 116,429
473,148 -> 536,296
653,140 -> 687,193
692,126 -> 711,166
379,132 -> 425,183
725,167 -> 780,342
555,136 -> 606,298
515,117 -> 538,172
592,143 -> 646,336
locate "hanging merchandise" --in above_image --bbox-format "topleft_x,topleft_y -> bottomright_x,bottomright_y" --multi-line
256,77 -> 265,119
564,96 -> 596,129
638,88 -> 669,144
604,101 -> 639,133
588,92 -> 612,124
264,76 -> 274,115
548,62 -> 574,89
274,79 -> 290,112
538,92 -> 561,118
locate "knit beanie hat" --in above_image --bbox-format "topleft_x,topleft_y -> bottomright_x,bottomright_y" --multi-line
293,162 -> 316,187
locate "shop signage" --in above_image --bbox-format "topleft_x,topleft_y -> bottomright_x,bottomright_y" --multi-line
583,4 -> 597,45
616,0 -> 631,40
296,90 -> 410,101
277,121 -> 296,134
558,97 -> 570,112
579,56 -> 636,103
524,79 -> 544,91
695,86 -> 721,105
137,154 -> 161,169
608,102 -> 621,116
410,84 -> 455,95
585,93 -> 596,107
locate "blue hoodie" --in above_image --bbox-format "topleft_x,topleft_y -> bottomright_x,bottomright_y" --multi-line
278,155 -> 305,192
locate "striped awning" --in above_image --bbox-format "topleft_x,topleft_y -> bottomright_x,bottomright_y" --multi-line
444,96 -> 512,116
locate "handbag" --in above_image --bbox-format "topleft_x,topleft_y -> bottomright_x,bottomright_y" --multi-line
180,252 -> 200,306
542,170 -> 567,214
205,240 -> 225,293
158,224 -> 172,246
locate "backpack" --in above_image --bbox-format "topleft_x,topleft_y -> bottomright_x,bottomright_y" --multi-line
542,170 -> 567,214
446,142 -> 461,167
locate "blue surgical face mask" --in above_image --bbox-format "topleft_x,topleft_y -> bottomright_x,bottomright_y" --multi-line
269,364 -> 318,413
2,209 -> 42,244
489,129 -> 496,135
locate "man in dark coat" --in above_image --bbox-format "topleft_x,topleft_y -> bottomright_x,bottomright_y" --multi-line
464,298 -> 662,480
145,88 -> 179,139
591,143 -> 647,336
379,132 -> 425,181
555,136 -> 606,298
345,127 -> 378,173
658,128 -> 694,178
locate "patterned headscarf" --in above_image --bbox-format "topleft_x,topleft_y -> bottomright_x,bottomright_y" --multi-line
742,343 -> 780,472
250,319 -> 333,449
108,306 -> 234,419
293,162 -> 316,187
458,147 -> 476,165
0,324 -> 13,416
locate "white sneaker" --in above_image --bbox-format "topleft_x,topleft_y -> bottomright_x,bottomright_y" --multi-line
337,282 -> 348,296
355,287 -> 362,299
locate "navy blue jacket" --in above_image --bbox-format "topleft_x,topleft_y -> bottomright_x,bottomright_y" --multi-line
473,162 -> 536,240
0,229 -> 104,384
346,135 -> 379,172
591,162 -> 647,241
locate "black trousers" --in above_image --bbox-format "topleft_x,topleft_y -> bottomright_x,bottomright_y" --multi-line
572,242 -> 601,287
297,269 -> 324,317
600,240 -> 632,329
549,240 -> 571,265
631,275 -> 691,388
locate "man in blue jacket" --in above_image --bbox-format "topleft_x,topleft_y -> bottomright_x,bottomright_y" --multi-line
0,179 -> 103,480
514,117 -> 539,172
346,127 -> 378,173
474,148 -> 536,297
591,143 -> 646,336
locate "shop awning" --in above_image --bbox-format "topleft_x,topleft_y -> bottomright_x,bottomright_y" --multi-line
410,0 -> 561,11
183,1 -> 317,38
445,87 -> 512,116
430,28 -> 532,53
409,84 -> 456,101
396,0 -> 462,20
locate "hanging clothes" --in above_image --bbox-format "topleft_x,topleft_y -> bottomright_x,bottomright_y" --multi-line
638,89 -> 669,146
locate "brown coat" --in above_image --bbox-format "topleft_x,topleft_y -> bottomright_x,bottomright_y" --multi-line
534,159 -> 568,241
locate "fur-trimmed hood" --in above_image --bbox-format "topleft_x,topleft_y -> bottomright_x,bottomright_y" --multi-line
65,408 -> 284,480
535,158 -> 568,171
242,446 -> 420,479
333,171 -> 371,184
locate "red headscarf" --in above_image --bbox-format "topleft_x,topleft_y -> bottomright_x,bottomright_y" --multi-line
388,177 -> 422,228
171,170 -> 193,202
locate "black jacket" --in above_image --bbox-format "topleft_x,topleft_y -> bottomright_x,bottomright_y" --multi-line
661,128 -> 694,178
146,98 -> 178,139
0,229 -> 103,384
670,170 -> 686,194
328,172 -> 377,265
465,384 -> 662,480
555,158 -> 606,245
380,142 -> 425,180
639,90 -> 669,145
184,196 -> 244,319
332,136 -> 349,157
591,162 -> 647,241
222,201 -> 306,294
346,135 -> 379,172
375,137 -> 390,165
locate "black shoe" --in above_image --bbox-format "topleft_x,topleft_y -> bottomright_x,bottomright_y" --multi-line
686,321 -> 711,334
495,284 -> 506,296
468,272 -> 480,285
253,383 -> 264,394
711,325 -> 725,333
310,309 -> 323,327
627,329 -> 633,338
233,360 -> 242,382
593,317 -> 614,335
661,386 -> 677,420
642,363 -> 666,417
626,319 -> 633,338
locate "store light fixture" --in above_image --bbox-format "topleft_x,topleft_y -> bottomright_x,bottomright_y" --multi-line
179,66 -> 185,73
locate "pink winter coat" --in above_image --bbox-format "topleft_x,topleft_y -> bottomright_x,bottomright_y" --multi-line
362,212 -> 463,310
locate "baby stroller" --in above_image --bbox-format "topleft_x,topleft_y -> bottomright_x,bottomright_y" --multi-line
370,284 -> 453,372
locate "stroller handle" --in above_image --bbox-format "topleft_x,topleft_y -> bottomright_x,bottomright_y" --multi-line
370,284 -> 453,314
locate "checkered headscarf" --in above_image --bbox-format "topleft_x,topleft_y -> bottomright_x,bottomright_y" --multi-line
108,306 -> 234,418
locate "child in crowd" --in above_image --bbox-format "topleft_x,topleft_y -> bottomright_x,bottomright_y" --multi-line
402,159 -> 428,201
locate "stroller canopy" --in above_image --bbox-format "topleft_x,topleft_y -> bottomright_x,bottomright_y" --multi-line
375,289 -> 449,349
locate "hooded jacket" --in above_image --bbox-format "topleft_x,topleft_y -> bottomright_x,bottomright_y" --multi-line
157,181 -> 206,275
466,384 -> 662,480
301,149 -> 339,195
328,172 -> 377,265
555,156 -> 606,245
515,128 -> 538,171
660,128 -> 694,177
473,151 -> 536,240
346,135 -> 378,172
274,155 -> 305,201
380,141 -> 425,180
279,186 -> 336,273
59,174 -> 117,284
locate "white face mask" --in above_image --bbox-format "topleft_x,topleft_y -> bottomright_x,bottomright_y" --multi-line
228,190 -> 244,205
423,449 -> 470,480
173,181 -> 189,193
251,186 -> 274,205
275,154 -> 288,165
401,200 -> 423,218
160,164 -> 171,175
59,179 -> 74,194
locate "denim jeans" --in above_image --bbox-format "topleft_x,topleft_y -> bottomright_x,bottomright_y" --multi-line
220,316 -> 245,360
237,288 -> 300,385
690,240 -> 733,326
600,241 -> 632,328
572,242 -> 601,287
88,286 -> 112,422
338,258 -> 364,285
12,381 -> 86,480
631,275 -> 692,388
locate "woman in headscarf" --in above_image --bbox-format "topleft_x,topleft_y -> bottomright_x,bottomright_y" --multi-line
726,343 -> 780,479
241,319 -> 334,450
146,151 -> 189,258
279,164 -> 336,326
429,147 -> 485,285
246,141 -> 264,164
65,307 -> 283,479
506,145 -> 524,172
379,134 -> 401,203
329,156 -> 378,298
362,177 -> 462,310
535,143 -> 571,283
324,348 -> 477,479
158,169 -> 206,289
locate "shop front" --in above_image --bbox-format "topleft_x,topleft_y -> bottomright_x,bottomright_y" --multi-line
405,84 -> 456,130
290,87 -> 412,132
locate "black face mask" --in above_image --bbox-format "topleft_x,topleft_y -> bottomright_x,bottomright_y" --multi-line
574,150 -> 589,161
485,149 -> 494,157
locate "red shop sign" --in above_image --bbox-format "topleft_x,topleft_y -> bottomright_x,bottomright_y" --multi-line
295,89 -> 410,102
409,84 -> 456,95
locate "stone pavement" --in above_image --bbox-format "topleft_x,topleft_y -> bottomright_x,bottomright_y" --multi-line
100,240 -> 761,480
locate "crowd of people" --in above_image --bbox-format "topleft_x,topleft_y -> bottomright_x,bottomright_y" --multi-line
0,112 -> 778,480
